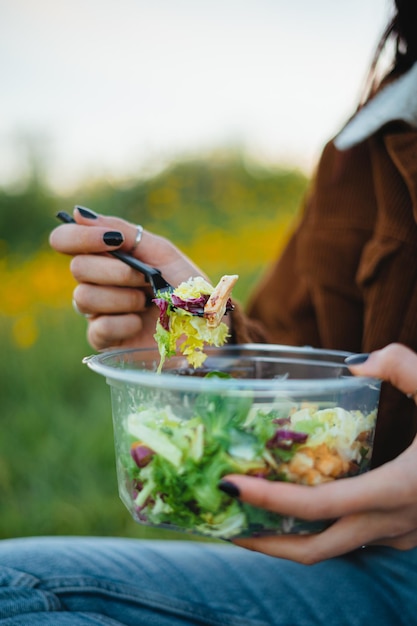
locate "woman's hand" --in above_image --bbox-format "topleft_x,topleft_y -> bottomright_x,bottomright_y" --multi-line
49,207 -> 206,351
223,343 -> 417,563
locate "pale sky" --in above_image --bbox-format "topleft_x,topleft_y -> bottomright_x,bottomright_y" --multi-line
0,0 -> 391,191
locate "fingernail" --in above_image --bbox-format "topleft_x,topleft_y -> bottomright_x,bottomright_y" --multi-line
103,231 -> 124,246
218,480 -> 240,498
76,205 -> 98,219
344,353 -> 369,365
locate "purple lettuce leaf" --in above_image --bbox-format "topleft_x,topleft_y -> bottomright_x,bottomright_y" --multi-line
153,297 -> 171,330
266,429 -> 308,450
170,293 -> 209,314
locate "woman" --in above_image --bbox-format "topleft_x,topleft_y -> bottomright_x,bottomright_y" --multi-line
2,1 -> 417,623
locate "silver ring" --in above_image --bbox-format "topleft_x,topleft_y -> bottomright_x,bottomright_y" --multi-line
130,224 -> 143,253
72,298 -> 93,319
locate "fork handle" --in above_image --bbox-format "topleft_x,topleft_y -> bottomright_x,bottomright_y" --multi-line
56,211 -> 172,294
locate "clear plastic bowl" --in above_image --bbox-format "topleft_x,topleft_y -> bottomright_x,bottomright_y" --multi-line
84,344 -> 381,539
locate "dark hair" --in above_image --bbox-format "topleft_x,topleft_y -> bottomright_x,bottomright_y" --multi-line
363,0 -> 417,100
381,0 -> 417,70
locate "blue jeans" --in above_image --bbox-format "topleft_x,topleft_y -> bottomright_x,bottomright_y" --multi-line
1,536 -> 416,625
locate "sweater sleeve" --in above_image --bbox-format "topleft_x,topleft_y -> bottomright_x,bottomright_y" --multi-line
228,299 -> 269,344
227,219 -> 322,348
244,225 -> 321,348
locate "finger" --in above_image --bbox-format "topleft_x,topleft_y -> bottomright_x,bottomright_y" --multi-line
234,505 -> 417,564
349,343 -> 417,398
376,527 -> 417,551
72,207 -> 179,265
222,459 -> 404,521
232,517 -> 357,563
49,223 -> 125,255
87,314 -> 145,351
232,513 -> 377,564
70,255 -> 148,288
52,208 -> 206,286
73,284 -> 148,316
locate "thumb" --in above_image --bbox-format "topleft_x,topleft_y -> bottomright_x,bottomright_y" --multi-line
348,343 -> 417,399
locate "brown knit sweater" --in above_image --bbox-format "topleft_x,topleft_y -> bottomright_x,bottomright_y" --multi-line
231,124 -> 417,468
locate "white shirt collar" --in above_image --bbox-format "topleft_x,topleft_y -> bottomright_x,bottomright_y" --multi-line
334,61 -> 417,150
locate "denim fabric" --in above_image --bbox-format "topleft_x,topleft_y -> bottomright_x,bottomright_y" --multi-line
1,537 -> 416,625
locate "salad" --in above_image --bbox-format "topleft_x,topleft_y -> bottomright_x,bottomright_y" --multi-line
153,275 -> 237,370
119,381 -> 377,539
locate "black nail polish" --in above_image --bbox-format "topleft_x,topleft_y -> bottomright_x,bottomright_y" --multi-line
218,480 -> 240,498
76,205 -> 98,219
344,353 -> 370,365
103,231 -> 124,246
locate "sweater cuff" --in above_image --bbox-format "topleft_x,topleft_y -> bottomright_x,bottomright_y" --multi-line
228,300 -> 268,345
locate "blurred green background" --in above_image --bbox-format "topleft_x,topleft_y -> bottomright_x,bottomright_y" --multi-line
0,152 -> 308,539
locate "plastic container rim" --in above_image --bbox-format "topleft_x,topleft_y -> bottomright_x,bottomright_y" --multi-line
83,343 -> 381,394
